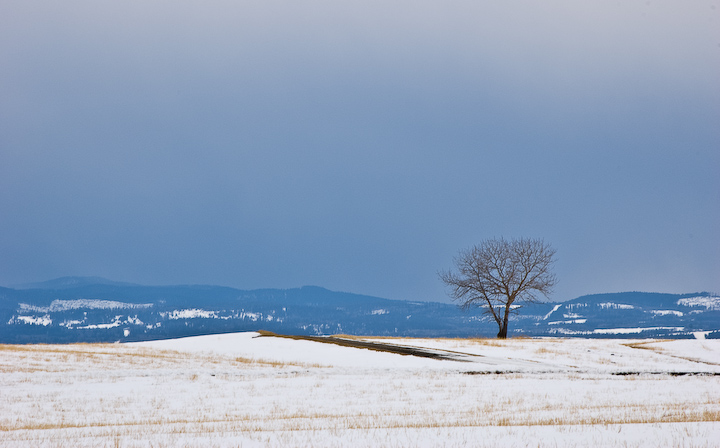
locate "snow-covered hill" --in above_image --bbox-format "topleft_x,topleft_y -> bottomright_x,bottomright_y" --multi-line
1,278 -> 718,342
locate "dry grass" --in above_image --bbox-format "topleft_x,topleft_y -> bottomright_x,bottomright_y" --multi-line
5,398 -> 716,433
623,340 -> 672,351
0,342 -> 324,369
534,346 -> 554,354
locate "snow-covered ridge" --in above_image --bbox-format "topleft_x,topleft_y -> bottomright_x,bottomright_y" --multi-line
19,299 -> 153,313
677,296 -> 720,310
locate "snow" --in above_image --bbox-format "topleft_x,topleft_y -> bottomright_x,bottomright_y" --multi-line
548,319 -> 587,325
52,315 -> 146,330
2,333 -> 719,447
598,302 -> 635,310
678,296 -> 720,310
126,316 -> 143,325
651,310 -> 684,317
19,299 -> 153,312
59,319 -> 84,328
161,308 -> 219,319
694,331 -> 712,340
9,315 -> 52,326
593,326 -> 684,335
542,304 -> 562,320
140,332 -> 444,369
565,303 -> 588,310
75,322 -> 122,330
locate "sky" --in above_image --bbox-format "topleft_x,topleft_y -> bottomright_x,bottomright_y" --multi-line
1,0 -> 718,302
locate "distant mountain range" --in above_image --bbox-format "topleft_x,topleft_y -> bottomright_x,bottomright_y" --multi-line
1,277 -> 718,343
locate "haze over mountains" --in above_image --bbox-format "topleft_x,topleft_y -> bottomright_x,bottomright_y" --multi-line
1,277 -> 718,343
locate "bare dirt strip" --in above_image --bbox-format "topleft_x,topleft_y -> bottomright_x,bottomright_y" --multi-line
255,331 -> 720,376
256,330 -> 479,361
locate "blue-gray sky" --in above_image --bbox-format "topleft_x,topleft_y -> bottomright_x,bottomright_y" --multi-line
1,1 -> 718,302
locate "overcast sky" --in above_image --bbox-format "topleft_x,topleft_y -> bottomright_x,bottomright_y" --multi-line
1,1 -> 718,302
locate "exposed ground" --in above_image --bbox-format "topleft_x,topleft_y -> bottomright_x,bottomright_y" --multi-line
1,333 -> 719,447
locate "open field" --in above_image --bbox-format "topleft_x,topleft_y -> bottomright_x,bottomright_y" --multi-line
1,333 -> 719,447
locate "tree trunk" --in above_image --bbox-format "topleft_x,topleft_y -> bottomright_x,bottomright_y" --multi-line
496,305 -> 511,339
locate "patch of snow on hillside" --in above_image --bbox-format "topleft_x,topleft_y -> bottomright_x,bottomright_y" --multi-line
19,299 -> 153,313
77,321 -> 122,330
57,315 -> 145,330
564,303 -> 588,311
237,312 -> 260,321
678,296 -> 720,310
478,304 -> 522,310
548,319 -> 587,325
593,326 -> 684,334
59,319 -> 85,328
597,303 -> 635,310
233,311 -> 278,322
77,315 -> 136,329
543,304 -> 561,320
10,315 -> 52,326
126,316 -> 144,325
651,310 -> 684,317
547,328 -> 589,335
161,309 -> 218,320
301,324 -> 331,335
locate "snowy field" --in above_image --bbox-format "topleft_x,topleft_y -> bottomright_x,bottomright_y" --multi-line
2,333 -> 719,447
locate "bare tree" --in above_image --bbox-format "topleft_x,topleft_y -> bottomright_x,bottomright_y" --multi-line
439,237 -> 557,338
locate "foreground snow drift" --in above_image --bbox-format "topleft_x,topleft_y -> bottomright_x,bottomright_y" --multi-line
1,333 -> 719,447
